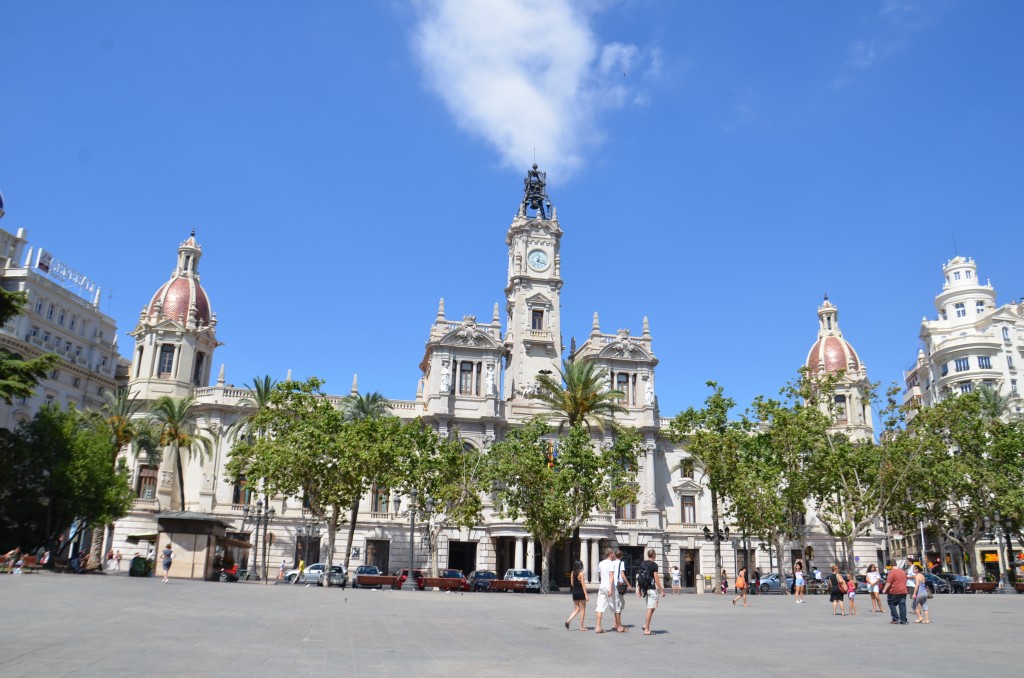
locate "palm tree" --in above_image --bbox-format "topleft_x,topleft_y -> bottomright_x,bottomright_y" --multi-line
227,375 -> 278,445
149,395 -> 214,511
977,384 -> 1013,421
534,359 -> 627,432
534,358 -> 627,565
338,390 -> 390,570
89,389 -> 144,569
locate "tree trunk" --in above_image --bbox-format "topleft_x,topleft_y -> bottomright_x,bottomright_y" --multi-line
175,446 -> 186,511
344,496 -> 359,571
324,506 -> 339,587
710,487 -> 723,588
540,539 -> 553,593
844,535 -> 856,574
88,523 -> 106,571
774,536 -> 788,594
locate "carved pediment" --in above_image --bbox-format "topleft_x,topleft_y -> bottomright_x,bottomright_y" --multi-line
524,292 -> 551,307
670,477 -> 702,495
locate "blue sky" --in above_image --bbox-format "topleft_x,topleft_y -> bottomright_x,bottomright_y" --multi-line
2,1 -> 1022,419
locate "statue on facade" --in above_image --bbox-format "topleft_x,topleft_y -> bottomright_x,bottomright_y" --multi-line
485,364 -> 495,395
644,377 -> 654,406
440,360 -> 451,393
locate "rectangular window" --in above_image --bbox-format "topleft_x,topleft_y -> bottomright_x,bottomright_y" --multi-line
47,304 -> 54,319
941,363 -> 949,376
30,326 -> 39,338
34,300 -> 43,314
138,468 -> 158,499
158,344 -> 175,377
955,303 -> 966,318
57,310 -> 65,325
193,353 -> 206,386
680,459 -> 695,479
959,382 -> 973,394
1012,379 -> 1018,396
1009,355 -> 1016,370
966,270 -> 972,279
615,502 -> 637,521
232,475 -> 252,505
954,271 -> 961,280
955,357 -> 969,372
531,309 -> 543,330
370,485 -> 388,513
616,373 -> 629,401
834,394 -> 848,422
976,301 -> 985,314
459,361 -> 474,395
681,496 -> 696,524
978,356 -> 992,369
940,310 -> 947,320
73,377 -> 81,388
69,317 -> 76,331
64,341 -> 72,353
1004,327 -> 1012,342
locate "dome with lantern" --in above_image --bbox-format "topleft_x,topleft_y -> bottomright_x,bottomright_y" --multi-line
146,231 -> 212,325
805,295 -> 862,375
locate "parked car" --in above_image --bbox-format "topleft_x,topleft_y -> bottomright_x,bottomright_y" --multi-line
854,574 -> 870,595
923,573 -> 950,594
935,572 -> 973,594
757,573 -> 795,593
394,568 -> 426,590
438,568 -> 471,591
503,568 -> 541,593
352,565 -> 383,588
284,562 -> 347,587
467,570 -> 498,591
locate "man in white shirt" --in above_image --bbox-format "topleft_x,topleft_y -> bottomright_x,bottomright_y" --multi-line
613,549 -> 632,632
594,548 -> 616,633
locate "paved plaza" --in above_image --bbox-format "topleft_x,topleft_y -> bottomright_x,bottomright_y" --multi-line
1,573 -> 1020,677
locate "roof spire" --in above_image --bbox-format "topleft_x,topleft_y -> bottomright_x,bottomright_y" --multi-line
521,164 -> 551,219
592,312 -> 600,332
437,297 -> 446,320
351,373 -> 359,395
217,364 -> 225,386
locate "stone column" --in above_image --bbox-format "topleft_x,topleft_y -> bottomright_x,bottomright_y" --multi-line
514,537 -> 524,569
581,539 -> 590,584
527,538 -> 535,572
590,540 -> 600,583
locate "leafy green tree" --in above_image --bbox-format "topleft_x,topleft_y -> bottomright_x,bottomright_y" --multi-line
0,406 -> 133,554
0,288 -> 59,404
668,381 -> 747,585
534,359 -> 626,432
148,395 -> 214,511
807,384 -> 923,574
337,390 -> 392,570
895,392 -> 1024,579
487,419 -> 643,592
396,427 -> 489,577
227,374 -> 279,444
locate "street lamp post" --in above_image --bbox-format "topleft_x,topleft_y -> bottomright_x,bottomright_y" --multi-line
703,525 -> 730,591
985,511 -> 1015,587
241,500 -> 276,581
391,490 -> 436,587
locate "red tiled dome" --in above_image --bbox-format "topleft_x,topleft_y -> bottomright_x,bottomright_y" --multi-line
148,276 -> 211,324
806,336 -> 860,374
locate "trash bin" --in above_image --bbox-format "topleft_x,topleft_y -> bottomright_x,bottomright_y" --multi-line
129,556 -> 147,577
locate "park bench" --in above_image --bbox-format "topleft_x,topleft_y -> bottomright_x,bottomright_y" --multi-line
487,580 -> 527,593
966,582 -> 997,593
21,556 -> 43,573
1015,583 -> 1024,594
421,577 -> 465,591
354,575 -> 399,589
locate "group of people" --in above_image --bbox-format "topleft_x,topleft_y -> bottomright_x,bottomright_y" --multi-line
793,559 -> 933,624
105,549 -> 123,570
565,547 -> 666,636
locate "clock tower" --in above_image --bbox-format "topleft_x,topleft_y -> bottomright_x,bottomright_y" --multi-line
503,165 -> 564,399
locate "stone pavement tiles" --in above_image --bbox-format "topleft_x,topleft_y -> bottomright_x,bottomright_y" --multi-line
0,574 -> 1020,677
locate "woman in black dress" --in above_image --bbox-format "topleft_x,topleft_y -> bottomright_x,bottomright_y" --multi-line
565,560 -> 589,631
828,564 -> 847,616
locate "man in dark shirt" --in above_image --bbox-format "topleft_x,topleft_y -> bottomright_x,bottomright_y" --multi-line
881,559 -> 908,624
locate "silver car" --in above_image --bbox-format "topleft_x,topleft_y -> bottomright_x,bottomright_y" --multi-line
284,562 -> 347,587
503,568 -> 541,593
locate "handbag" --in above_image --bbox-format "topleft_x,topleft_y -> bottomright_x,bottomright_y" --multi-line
837,575 -> 848,593
615,561 -> 627,595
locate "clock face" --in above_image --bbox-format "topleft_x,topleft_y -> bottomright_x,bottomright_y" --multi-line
527,250 -> 549,270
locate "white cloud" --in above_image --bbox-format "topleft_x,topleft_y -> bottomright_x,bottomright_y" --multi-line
411,0 -> 656,179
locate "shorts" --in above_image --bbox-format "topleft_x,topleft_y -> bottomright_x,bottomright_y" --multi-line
595,588 -> 613,614
870,585 -> 879,594
795,577 -> 805,587
912,592 -> 928,611
644,588 -> 660,609
848,590 -> 856,599
613,591 -> 626,614
671,578 -> 680,587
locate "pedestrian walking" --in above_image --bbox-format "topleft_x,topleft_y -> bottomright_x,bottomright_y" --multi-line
866,564 -> 883,613
594,548 -> 616,634
670,565 -> 681,594
637,548 -> 664,635
720,569 -> 728,595
828,564 -> 847,616
732,566 -> 749,606
278,559 -> 286,580
115,550 -> 122,570
293,558 -> 305,585
107,549 -> 115,570
846,573 -> 857,615
613,549 -> 631,632
753,568 -> 761,595
794,561 -> 805,603
881,559 -> 909,625
910,565 -> 931,624
160,543 -> 174,584
565,559 -> 589,631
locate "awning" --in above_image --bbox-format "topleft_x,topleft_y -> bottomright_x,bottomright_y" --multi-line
125,533 -> 159,544
217,536 -> 253,549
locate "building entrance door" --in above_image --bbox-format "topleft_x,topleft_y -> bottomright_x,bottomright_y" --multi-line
366,540 -> 390,573
447,541 -> 477,575
682,548 -> 698,587
620,546 -> 644,586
